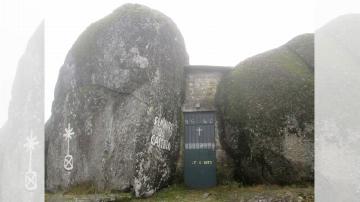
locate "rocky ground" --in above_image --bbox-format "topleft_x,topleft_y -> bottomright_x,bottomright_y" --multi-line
46,184 -> 314,202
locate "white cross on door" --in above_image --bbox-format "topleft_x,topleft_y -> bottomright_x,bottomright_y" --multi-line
196,127 -> 203,136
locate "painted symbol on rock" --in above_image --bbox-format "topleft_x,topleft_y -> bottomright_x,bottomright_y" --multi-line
63,123 -> 74,171
150,116 -> 173,151
24,130 -> 39,191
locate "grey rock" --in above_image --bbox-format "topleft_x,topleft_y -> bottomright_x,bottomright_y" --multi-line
316,14 -> 360,202
286,34 -> 314,71
0,23 -> 44,201
45,4 -> 188,197
216,34 -> 314,185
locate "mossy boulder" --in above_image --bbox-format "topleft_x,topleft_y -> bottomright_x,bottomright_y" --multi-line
216,34 -> 314,185
45,4 -> 188,197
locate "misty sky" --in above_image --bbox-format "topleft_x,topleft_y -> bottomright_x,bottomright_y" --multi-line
0,0 -> 359,125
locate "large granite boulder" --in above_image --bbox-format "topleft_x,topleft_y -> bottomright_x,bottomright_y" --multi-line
45,4 -> 188,197
216,34 -> 314,185
316,14 -> 360,201
0,23 -> 44,201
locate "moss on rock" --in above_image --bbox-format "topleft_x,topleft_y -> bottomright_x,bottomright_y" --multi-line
46,3 -> 188,197
216,34 -> 314,185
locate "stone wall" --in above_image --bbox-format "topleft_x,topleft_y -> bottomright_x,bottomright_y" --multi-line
183,66 -> 231,112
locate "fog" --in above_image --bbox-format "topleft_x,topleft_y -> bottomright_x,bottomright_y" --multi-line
45,0 -> 317,121
1,0 -> 358,127
0,0 -> 360,201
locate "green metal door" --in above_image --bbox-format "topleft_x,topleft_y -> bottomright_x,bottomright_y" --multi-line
184,112 -> 216,188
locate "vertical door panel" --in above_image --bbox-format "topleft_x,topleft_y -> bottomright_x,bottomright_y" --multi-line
184,112 -> 216,188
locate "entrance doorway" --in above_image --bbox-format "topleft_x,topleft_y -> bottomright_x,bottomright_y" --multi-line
184,111 -> 216,188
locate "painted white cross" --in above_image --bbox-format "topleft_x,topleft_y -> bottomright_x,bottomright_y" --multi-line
24,130 -> 39,191
196,127 -> 203,136
63,123 -> 74,171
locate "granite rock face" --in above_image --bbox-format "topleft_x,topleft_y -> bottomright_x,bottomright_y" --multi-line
216,34 -> 314,185
316,15 -> 360,201
0,23 -> 44,201
45,4 -> 188,197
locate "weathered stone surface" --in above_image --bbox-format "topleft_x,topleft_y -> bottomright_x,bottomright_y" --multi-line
182,66 -> 232,112
45,4 -> 188,197
316,14 -> 360,201
216,34 -> 314,185
286,34 -> 314,71
0,23 -> 44,201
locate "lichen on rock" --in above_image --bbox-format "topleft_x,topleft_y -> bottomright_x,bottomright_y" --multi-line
45,3 -> 188,197
215,34 -> 314,185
